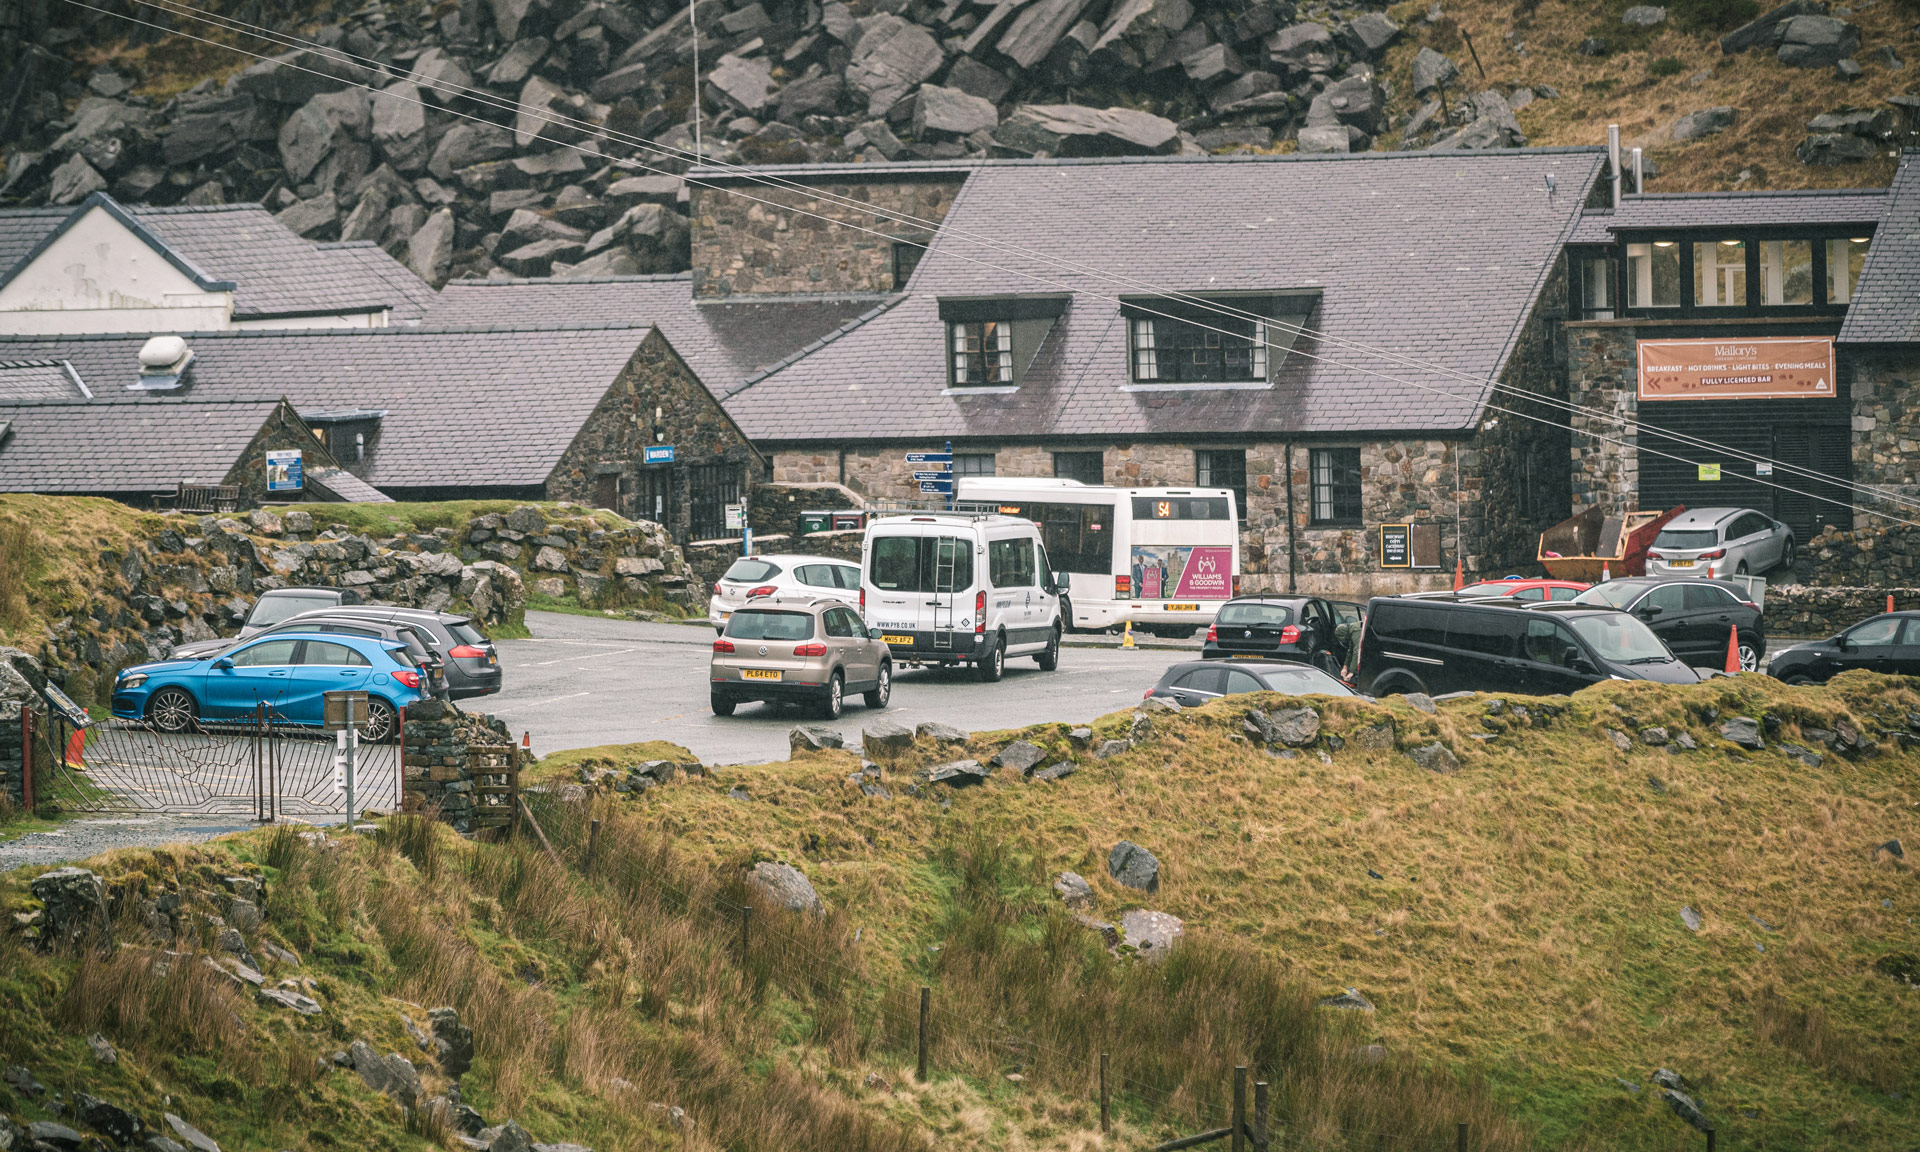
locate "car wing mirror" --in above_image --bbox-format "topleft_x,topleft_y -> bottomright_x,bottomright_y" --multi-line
1565,649 -> 1596,674
1641,605 -> 1662,616
869,627 -> 884,640
1838,637 -> 1856,652
212,657 -> 234,671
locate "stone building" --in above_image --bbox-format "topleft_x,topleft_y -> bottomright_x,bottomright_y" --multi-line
699,150 -> 1608,595
1562,181 -> 1891,547
1838,151 -> 1920,518
0,322 -> 761,540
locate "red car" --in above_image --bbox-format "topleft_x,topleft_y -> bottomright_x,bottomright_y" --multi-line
1405,578 -> 1590,603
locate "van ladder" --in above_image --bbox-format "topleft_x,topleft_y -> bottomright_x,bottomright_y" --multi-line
932,538 -> 958,649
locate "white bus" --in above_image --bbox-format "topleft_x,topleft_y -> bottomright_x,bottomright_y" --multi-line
954,478 -> 1241,637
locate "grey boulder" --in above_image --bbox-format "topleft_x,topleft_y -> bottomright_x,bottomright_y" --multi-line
1107,840 -> 1161,893
1117,909 -> 1184,958
1318,987 -> 1375,1011
916,721 -> 970,744
748,861 -> 824,915
1797,132 -> 1877,165
1053,871 -> 1095,909
1622,6 -> 1667,26
1720,717 -> 1765,750
790,725 -> 844,753
993,103 -> 1178,157
1672,106 -> 1736,141
846,15 -> 945,116
47,154 -> 107,205
1777,15 -> 1861,68
1345,11 -> 1400,56
1663,1088 -> 1712,1132
707,54 -> 777,115
987,739 -> 1047,774
913,85 -> 998,140
863,718 -> 915,752
1411,47 -> 1458,95
164,1113 -> 221,1152
30,867 -> 106,942
1406,742 -> 1461,773
922,759 -> 990,786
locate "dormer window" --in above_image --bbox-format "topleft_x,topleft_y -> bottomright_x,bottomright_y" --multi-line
952,320 -> 1014,385
937,294 -> 1071,390
1131,316 -> 1266,384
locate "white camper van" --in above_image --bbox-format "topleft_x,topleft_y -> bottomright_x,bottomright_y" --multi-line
860,510 -> 1063,681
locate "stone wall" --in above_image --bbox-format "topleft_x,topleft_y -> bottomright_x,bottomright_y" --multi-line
0,648 -> 45,811
545,328 -> 766,546
21,500 -> 699,707
684,529 -> 864,589
1803,522 -> 1920,587
1766,585 -> 1920,638
1848,348 -> 1920,508
749,481 -> 864,538
689,174 -> 966,297
1565,321 -> 1640,518
401,697 -> 513,834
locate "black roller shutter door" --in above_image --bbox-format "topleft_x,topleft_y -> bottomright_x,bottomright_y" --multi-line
1637,398 -> 1851,540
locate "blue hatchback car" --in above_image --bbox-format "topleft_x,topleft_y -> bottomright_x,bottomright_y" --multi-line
112,631 -> 427,742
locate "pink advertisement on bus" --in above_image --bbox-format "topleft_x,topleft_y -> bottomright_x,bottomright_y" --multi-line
1130,546 -> 1234,599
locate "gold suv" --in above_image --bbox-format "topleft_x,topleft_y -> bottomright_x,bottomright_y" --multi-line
710,595 -> 892,720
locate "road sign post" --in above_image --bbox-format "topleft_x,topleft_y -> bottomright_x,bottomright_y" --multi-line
904,443 -> 955,508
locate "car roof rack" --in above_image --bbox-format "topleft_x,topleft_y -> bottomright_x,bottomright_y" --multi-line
864,498 -> 1022,522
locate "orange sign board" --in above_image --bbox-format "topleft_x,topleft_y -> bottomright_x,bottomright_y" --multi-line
1637,337 -> 1836,401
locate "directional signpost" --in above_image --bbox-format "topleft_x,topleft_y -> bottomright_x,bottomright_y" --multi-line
906,442 -> 953,510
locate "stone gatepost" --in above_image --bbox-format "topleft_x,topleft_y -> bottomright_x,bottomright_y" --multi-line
401,698 -> 513,833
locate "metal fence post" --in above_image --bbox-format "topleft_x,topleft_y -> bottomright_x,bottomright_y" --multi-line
917,986 -> 930,1082
1457,1122 -> 1468,1152
1706,1130 -> 1716,1152
1099,1051 -> 1110,1134
1232,1066 -> 1249,1152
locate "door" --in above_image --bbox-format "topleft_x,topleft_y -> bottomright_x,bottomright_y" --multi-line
288,639 -> 373,724
1684,583 -> 1745,663
688,463 -> 741,541
867,534 -> 971,644
1167,666 -> 1225,707
1444,610 -> 1526,694
1897,618 -> 1920,676
1635,583 -> 1694,660
1300,600 -> 1335,666
929,536 -> 969,642
823,607 -> 875,688
205,638 -> 300,718
988,535 -> 1045,650
1034,541 -> 1060,638
635,467 -> 674,528
1833,615 -> 1902,675
593,471 -> 619,511
1517,618 -> 1597,694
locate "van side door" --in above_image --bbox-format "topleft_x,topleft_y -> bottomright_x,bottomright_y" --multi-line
1518,618 -> 1599,694
1444,609 -> 1526,694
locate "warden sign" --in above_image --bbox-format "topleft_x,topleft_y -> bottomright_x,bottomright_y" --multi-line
1637,337 -> 1836,402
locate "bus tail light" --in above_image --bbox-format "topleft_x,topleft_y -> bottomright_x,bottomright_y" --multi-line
1232,574 -> 1242,596
975,590 -> 986,633
1115,575 -> 1131,598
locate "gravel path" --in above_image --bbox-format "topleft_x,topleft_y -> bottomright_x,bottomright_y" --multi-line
0,814 -> 346,871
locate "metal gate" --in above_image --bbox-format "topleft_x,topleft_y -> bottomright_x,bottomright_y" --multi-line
31,701 -> 399,820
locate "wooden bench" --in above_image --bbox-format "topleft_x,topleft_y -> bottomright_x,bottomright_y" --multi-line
170,483 -> 242,514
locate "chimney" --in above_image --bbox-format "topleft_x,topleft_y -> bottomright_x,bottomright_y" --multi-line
1607,124 -> 1621,207
131,335 -> 193,391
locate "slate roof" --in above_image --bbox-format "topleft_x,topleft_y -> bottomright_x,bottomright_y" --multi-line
309,466 -> 393,503
0,397 -> 284,494
425,275 -> 885,390
0,360 -> 87,400
0,194 -> 436,320
722,148 -> 1608,442
1839,151 -> 1920,345
0,325 -> 658,489
1570,188 -> 1888,244
315,242 -> 440,325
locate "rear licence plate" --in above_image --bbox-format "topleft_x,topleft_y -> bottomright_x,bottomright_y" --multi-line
1669,560 -> 1695,568
720,611 -> 733,621
487,654 -> 497,665
882,634 -> 914,645
1166,603 -> 1199,611
741,669 -> 781,681
1232,654 -> 1265,660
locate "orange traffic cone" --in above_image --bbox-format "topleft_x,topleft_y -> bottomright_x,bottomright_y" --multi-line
1453,555 -> 1465,591
64,728 -> 86,768
1889,593 -> 1896,614
1724,626 -> 1742,675
1601,562 -> 1611,582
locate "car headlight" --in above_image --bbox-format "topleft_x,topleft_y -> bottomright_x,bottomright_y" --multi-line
119,673 -> 148,689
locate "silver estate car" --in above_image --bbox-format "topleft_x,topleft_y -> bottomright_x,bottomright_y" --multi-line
710,595 -> 891,720
1645,507 -> 1794,579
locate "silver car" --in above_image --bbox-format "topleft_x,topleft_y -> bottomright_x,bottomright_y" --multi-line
710,595 -> 891,719
1645,507 -> 1794,579
707,553 -> 863,633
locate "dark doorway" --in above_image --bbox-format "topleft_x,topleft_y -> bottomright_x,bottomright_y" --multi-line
593,472 -> 619,511
635,467 -> 674,530
688,463 -> 741,541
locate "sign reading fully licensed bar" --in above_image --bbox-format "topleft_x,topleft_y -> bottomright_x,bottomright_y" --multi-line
1637,337 -> 1836,401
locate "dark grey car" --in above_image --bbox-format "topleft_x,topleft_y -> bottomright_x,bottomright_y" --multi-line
169,587 -> 358,660
197,613 -> 449,698
281,605 -> 501,700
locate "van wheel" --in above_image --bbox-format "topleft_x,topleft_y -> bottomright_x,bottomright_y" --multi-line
1783,673 -> 1815,686
976,635 -> 1004,682
711,691 -> 737,717
1370,672 -> 1426,698
1036,625 -> 1060,671
818,672 -> 844,720
864,662 -> 891,708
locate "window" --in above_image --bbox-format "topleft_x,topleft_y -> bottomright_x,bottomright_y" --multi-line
893,240 -> 925,289
1760,240 -> 1814,305
301,640 -> 371,666
1693,239 -> 1747,307
953,452 -> 996,477
1643,583 -> 1688,614
231,639 -> 299,667
823,608 -> 857,638
951,321 -> 1014,385
1383,604 -> 1449,647
1446,612 -> 1519,657
1195,449 -> 1248,523
1684,583 -> 1738,610
688,463 -> 741,540
1174,666 -> 1226,693
1053,451 -> 1103,485
1217,602 -> 1292,627
1574,253 -> 1614,319
1308,448 -> 1361,525
723,558 -> 781,582
251,593 -> 339,626
1131,316 -> 1268,383
868,535 -> 972,593
725,611 -> 814,641
1827,237 -> 1870,304
1523,618 -> 1581,667
988,538 -> 1036,587
1131,496 -> 1232,520
1626,241 -> 1682,308
1013,501 -> 1113,575
1223,668 -> 1266,694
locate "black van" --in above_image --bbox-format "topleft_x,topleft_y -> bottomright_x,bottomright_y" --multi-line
1355,598 -> 1699,697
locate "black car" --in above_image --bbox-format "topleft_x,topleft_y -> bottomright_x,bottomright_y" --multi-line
1768,612 -> 1920,684
1202,596 -> 1350,674
1556,577 -> 1764,671
1355,597 -> 1698,698
284,605 -> 502,700
1147,659 -> 1354,707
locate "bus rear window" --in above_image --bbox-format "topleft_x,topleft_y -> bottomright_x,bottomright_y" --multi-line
1132,497 -> 1230,520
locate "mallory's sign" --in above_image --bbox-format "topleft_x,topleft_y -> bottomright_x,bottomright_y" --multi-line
1637,337 -> 1836,402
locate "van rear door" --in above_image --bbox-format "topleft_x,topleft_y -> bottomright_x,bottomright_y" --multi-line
867,530 -> 973,651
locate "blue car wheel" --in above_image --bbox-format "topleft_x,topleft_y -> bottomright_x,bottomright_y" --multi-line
147,686 -> 198,733
360,697 -> 398,744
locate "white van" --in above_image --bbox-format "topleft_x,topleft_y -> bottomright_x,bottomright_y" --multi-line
860,511 -> 1062,681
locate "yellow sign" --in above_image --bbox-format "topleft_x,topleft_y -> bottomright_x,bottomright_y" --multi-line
1698,463 -> 1722,481
741,669 -> 782,681
882,634 -> 915,645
